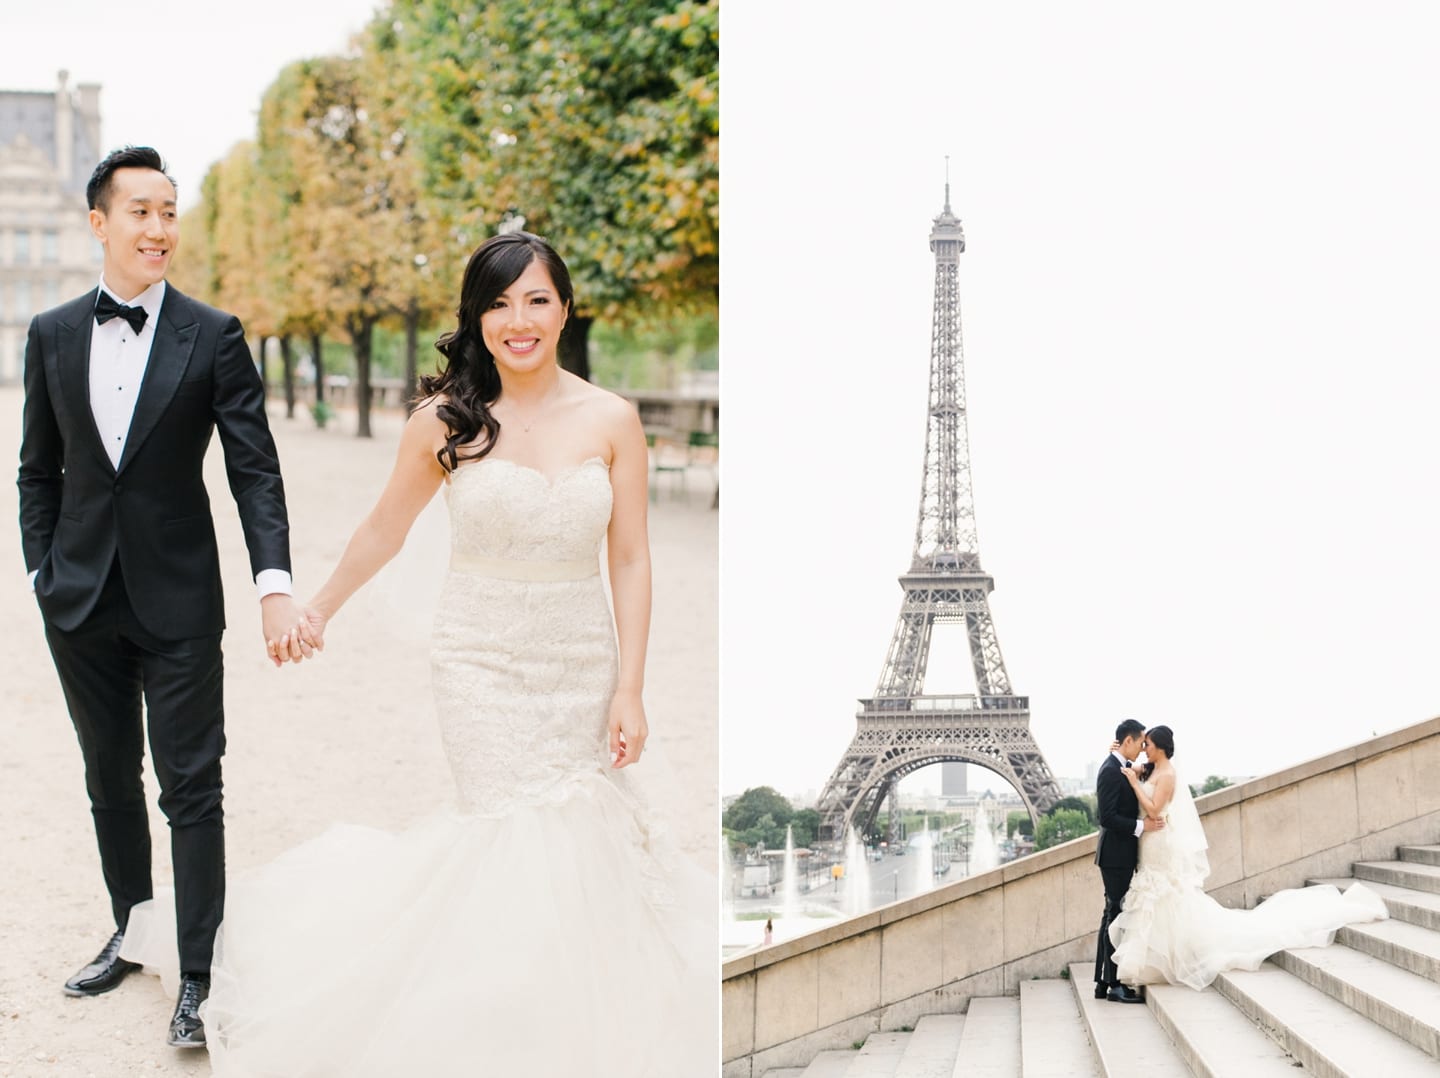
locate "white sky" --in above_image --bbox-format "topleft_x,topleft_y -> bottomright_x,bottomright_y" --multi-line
720,3 -> 1440,802
4,0 -> 384,210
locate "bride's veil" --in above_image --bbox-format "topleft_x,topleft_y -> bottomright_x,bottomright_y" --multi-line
1166,767 -> 1212,887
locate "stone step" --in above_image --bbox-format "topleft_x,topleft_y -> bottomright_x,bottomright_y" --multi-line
1064,964 -> 1190,1077
1018,979 -> 1099,1078
952,996 -> 1020,1077
893,1014 -> 964,1078
1271,940 -> 1440,1057
1144,980 -> 1300,1077
1213,960 -> 1440,1076
1310,877 -> 1440,932
764,1070 -> 808,1078
794,1051 -> 861,1078
844,1030 -> 912,1077
1336,916 -> 1440,984
1399,845 -> 1440,867
1355,859 -> 1440,896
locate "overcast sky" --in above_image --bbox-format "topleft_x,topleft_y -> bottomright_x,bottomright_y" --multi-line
5,0 -> 384,209
720,3 -> 1440,802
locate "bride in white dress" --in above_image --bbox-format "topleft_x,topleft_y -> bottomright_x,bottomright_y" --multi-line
1108,725 -> 1386,990
123,232 -> 713,1075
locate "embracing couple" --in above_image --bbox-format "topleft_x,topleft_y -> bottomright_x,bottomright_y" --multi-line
1094,718 -> 1388,1001
19,146 -> 710,1075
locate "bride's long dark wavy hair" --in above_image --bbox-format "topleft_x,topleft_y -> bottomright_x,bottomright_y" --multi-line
1140,725 -> 1175,782
420,231 -> 575,471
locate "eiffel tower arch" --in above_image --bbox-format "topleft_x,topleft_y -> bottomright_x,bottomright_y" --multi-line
816,180 -> 1062,843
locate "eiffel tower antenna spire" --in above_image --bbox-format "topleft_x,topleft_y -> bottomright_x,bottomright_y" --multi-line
816,183 -> 1061,844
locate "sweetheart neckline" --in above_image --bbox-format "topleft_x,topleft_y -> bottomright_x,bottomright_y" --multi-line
449,455 -> 608,488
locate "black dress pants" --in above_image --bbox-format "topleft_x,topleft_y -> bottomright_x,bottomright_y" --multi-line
1094,863 -> 1136,988
43,559 -> 226,976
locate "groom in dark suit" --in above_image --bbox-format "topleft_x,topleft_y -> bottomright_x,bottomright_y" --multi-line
1094,718 -> 1164,1003
17,146 -> 310,1048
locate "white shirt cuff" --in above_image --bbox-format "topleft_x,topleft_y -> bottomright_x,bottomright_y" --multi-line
255,569 -> 293,600
1133,818 -> 1144,838
28,569 -> 38,591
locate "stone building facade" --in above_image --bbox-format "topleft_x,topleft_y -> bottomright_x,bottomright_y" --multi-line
0,72 -> 103,383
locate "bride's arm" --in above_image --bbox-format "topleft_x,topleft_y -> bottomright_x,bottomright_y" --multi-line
301,402 -> 448,636
604,401 -> 652,769
1124,768 -> 1176,818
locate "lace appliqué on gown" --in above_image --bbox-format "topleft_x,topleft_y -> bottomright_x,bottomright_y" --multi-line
1109,774 -> 1387,990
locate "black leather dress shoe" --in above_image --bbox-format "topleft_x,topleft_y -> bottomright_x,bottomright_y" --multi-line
62,930 -> 141,997
167,975 -> 209,1048
1106,984 -> 1145,1004
1094,983 -> 1109,1000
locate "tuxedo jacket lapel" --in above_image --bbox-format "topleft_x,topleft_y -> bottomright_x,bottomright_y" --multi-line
55,289 -> 114,477
117,289 -> 199,476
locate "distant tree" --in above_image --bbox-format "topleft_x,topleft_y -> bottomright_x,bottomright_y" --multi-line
722,787 -> 794,835
790,808 -> 820,848
738,812 -> 787,852
1006,811 -> 1034,839
1034,808 -> 1096,851
1192,775 -> 1233,797
1046,796 -> 1095,823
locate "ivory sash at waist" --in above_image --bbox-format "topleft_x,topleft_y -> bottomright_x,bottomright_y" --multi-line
448,551 -> 599,582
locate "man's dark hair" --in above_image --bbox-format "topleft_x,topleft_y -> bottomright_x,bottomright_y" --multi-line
1114,718 -> 1146,743
86,146 -> 176,212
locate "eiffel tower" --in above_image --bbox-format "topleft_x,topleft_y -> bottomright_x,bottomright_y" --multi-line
815,181 -> 1062,844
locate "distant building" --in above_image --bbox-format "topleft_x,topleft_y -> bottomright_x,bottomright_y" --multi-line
941,761 -> 968,797
0,71 -> 103,382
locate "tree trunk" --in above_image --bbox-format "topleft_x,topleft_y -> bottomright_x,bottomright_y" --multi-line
255,336 -> 268,400
404,303 -> 420,416
559,315 -> 592,381
311,332 -> 326,403
350,316 -> 375,439
279,334 -> 296,419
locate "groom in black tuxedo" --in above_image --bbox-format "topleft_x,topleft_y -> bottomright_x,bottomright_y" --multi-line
17,146 -> 309,1048
1093,718 -> 1164,1003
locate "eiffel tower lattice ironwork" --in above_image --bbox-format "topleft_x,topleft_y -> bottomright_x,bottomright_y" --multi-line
815,184 -> 1062,843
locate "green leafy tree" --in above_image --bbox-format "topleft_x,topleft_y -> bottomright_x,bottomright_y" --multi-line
1034,808 -> 1097,851
722,787 -> 795,836
385,0 -> 719,379
1047,796 -> 1095,823
1193,775 -> 1233,797
1006,810 -> 1034,840
790,808 -> 820,848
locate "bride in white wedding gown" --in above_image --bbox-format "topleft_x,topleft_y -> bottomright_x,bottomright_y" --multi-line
1109,725 -> 1387,991
122,232 -> 713,1075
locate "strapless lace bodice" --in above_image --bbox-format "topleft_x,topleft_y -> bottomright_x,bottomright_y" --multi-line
444,456 -> 611,566
432,455 -> 620,817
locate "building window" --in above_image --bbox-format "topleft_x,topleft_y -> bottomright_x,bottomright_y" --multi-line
15,281 -> 31,320
43,280 -> 60,309
42,230 -> 59,264
14,231 -> 30,264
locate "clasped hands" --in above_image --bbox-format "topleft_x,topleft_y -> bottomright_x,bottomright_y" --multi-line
260,594 -> 328,668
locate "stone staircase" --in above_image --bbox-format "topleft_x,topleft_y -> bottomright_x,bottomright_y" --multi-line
759,843 -> 1440,1077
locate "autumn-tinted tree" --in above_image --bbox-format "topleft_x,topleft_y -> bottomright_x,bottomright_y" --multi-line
383,0 -> 719,379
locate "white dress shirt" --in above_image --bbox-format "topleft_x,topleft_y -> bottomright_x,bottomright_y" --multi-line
1110,750 -> 1145,838
28,278 -> 292,600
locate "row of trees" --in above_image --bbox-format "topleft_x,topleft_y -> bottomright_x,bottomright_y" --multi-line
173,0 -> 718,435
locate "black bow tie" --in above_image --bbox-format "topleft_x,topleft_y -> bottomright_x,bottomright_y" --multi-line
95,292 -> 149,334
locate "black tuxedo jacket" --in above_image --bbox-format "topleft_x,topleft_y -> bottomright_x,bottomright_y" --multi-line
1094,755 -> 1142,869
18,285 -> 290,640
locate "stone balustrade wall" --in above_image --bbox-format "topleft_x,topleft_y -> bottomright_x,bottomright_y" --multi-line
722,716 -> 1440,1077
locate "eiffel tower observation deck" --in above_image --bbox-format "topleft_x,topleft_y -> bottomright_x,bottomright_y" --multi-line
816,183 -> 1062,844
